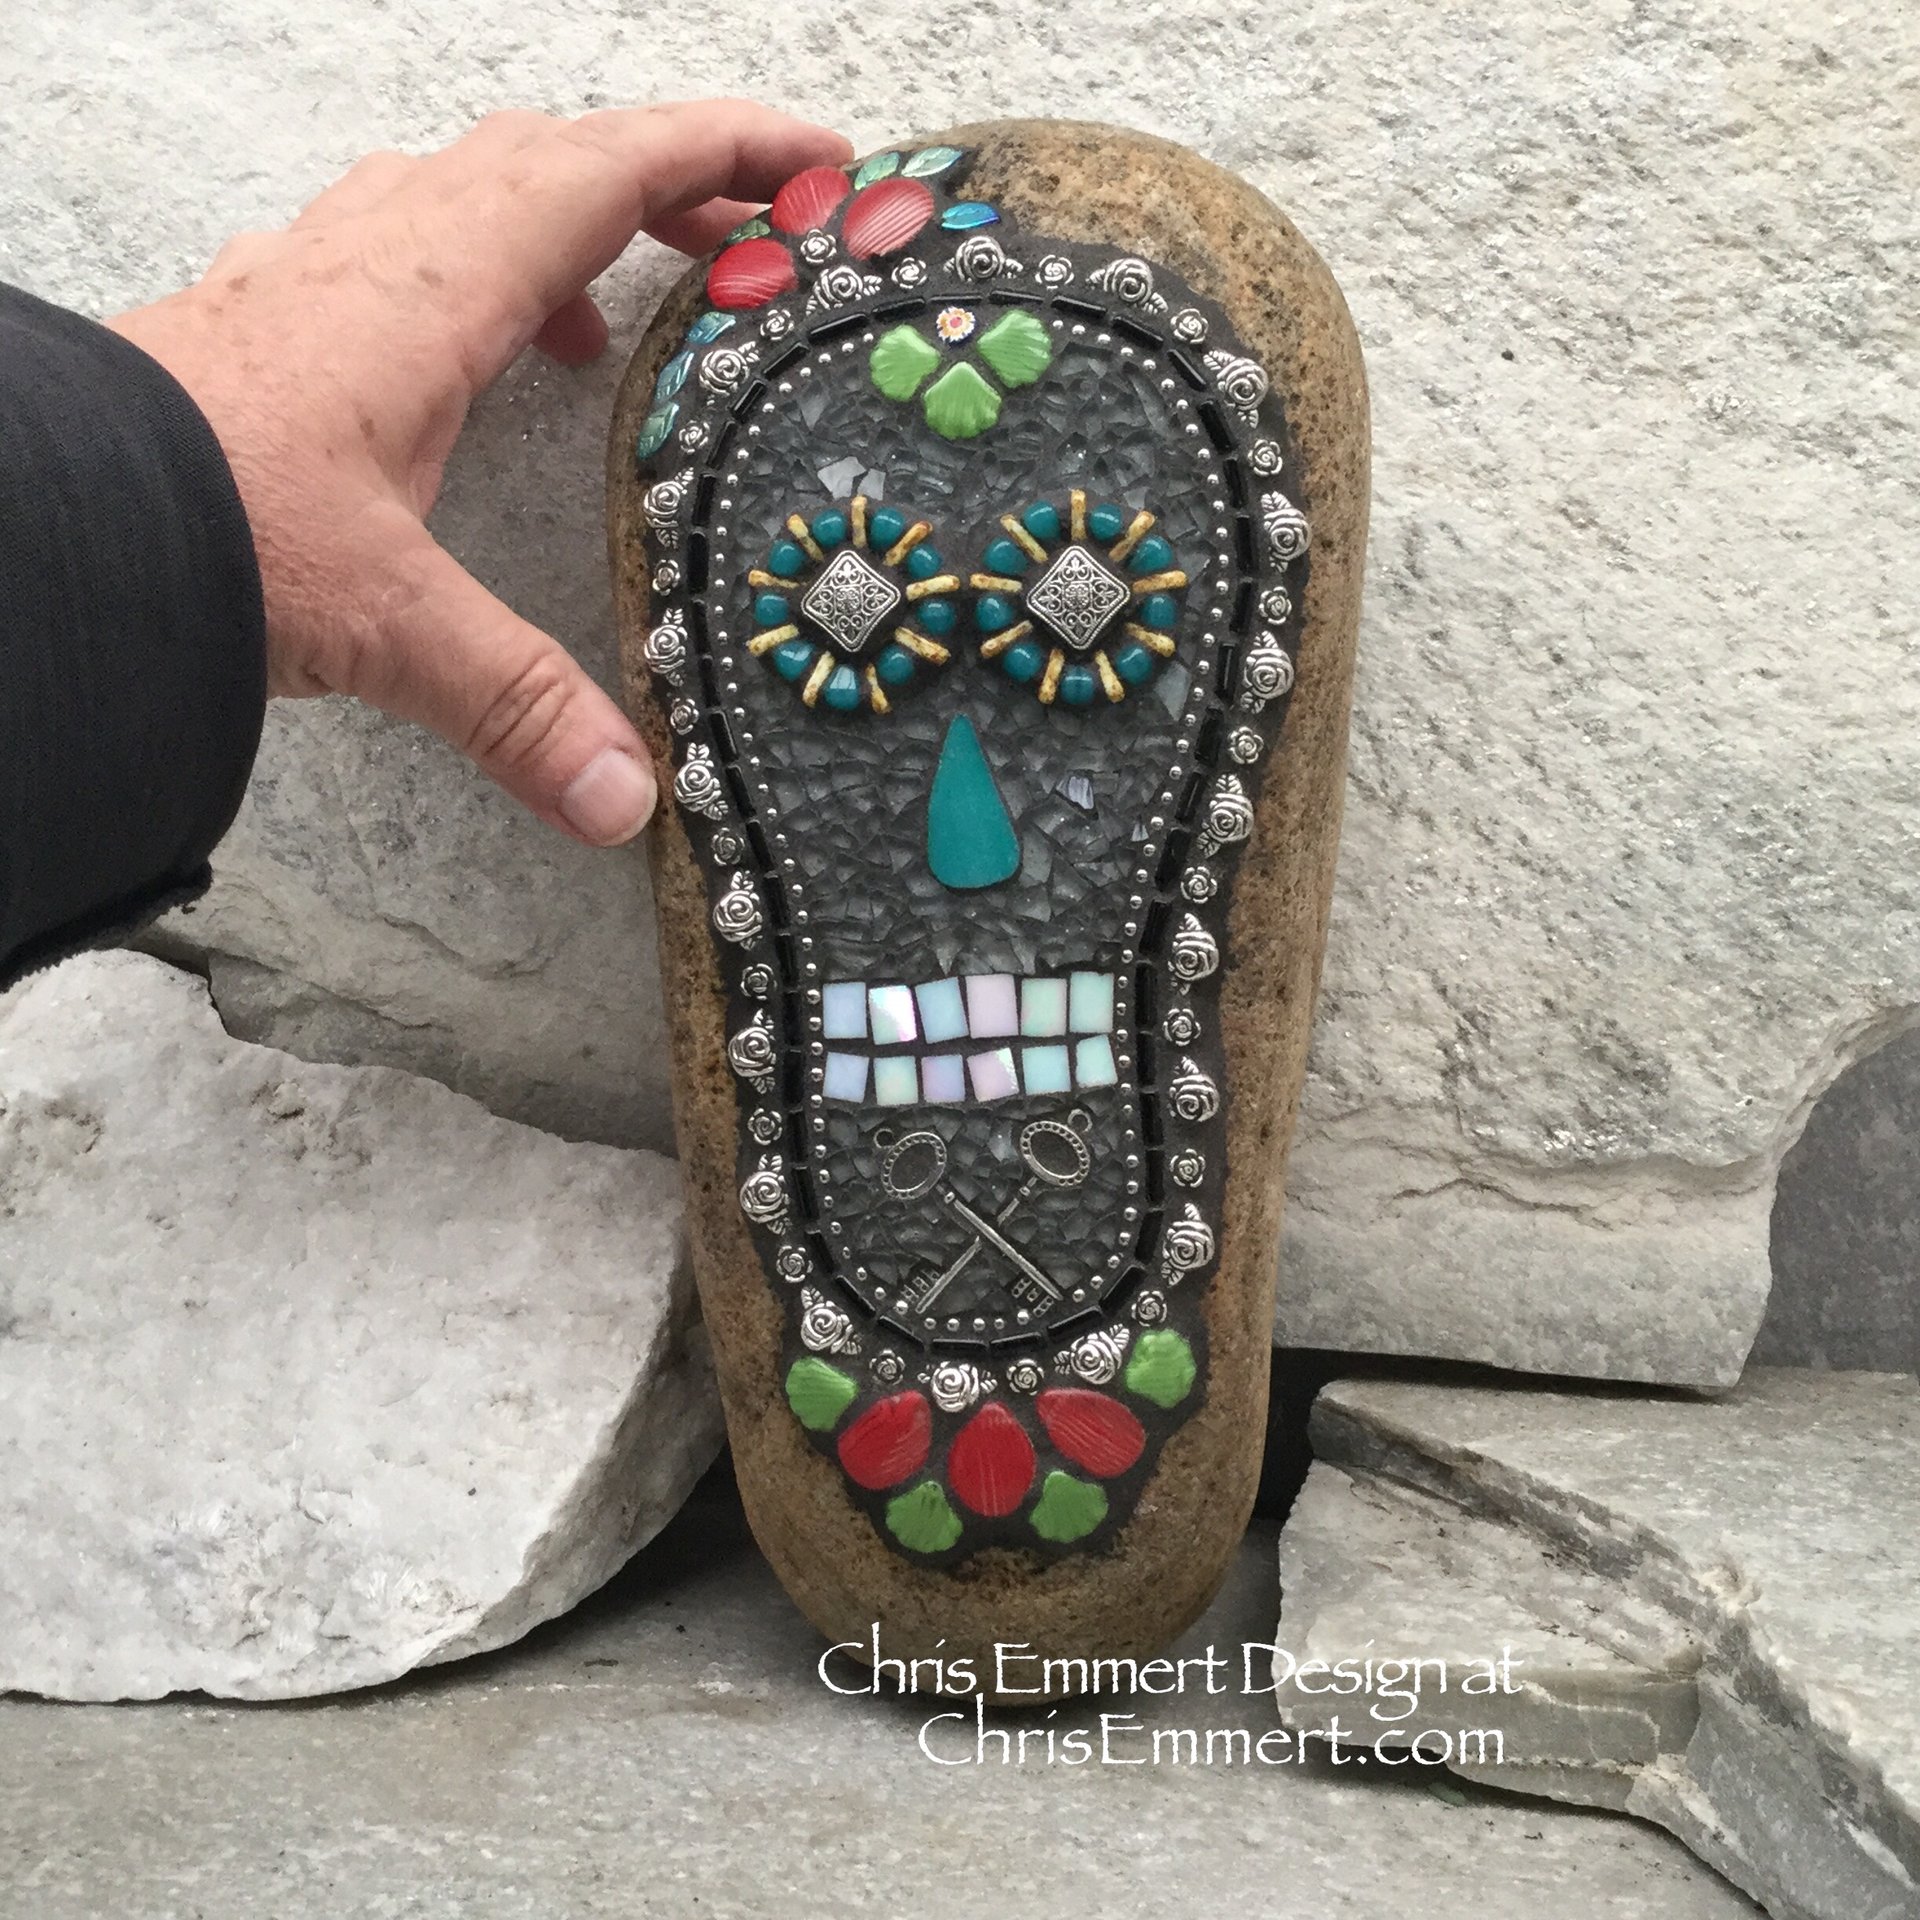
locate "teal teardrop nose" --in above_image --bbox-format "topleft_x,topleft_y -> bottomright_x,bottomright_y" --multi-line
927,714 -> 1020,890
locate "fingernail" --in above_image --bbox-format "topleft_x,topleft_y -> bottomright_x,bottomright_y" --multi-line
559,747 -> 655,846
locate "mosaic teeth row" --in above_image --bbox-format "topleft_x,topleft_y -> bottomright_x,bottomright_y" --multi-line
820,971 -> 1115,1047
822,1035 -> 1119,1109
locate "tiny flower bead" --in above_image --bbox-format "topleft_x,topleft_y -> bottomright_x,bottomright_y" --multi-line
1088,503 -> 1126,543
772,639 -> 816,680
769,540 -> 808,577
1139,592 -> 1180,630
1023,501 -> 1062,542
868,505 -> 909,550
876,644 -> 917,688
983,536 -> 1029,576
1001,639 -> 1045,683
1128,533 -> 1175,574
906,544 -> 943,581
811,509 -> 849,548
822,664 -> 863,711
754,591 -> 791,626
918,598 -> 957,636
1112,642 -> 1156,685
975,593 -> 1016,633
1059,665 -> 1098,706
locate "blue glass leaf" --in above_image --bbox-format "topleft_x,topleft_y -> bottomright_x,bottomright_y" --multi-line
902,145 -> 964,179
939,201 -> 1000,231
684,309 -> 736,346
653,350 -> 694,404
853,151 -> 902,187
724,214 -> 771,243
634,402 -> 679,462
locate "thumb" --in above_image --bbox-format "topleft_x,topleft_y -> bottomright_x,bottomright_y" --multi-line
369,532 -> 657,846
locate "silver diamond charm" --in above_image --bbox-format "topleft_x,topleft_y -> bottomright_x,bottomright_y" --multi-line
801,547 -> 902,654
1026,546 -> 1130,650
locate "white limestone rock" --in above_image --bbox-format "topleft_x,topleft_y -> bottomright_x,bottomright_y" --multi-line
0,953 -> 723,1702
1275,1371 -> 1920,1920
3,4 -> 1914,1376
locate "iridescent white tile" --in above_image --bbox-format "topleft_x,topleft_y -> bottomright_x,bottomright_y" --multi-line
1068,970 -> 1115,1034
822,1052 -> 868,1102
868,983 -> 918,1045
873,1055 -> 920,1105
1074,1034 -> 1118,1088
964,973 -> 1018,1039
1020,976 -> 1068,1037
920,1053 -> 967,1103
821,980 -> 867,1041
967,1046 -> 1019,1101
1021,1043 -> 1072,1096
915,978 -> 968,1044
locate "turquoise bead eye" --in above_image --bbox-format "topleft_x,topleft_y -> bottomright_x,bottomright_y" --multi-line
969,495 -> 1189,707
746,496 -> 954,715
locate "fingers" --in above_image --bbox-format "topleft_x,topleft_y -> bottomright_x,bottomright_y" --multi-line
365,525 -> 656,845
533,291 -> 610,365
647,195 -> 764,258
443,100 -> 849,344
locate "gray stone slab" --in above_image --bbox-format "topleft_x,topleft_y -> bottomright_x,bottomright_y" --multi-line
0,1475 -> 1758,1920
1274,1371 -> 1920,1920
0,953 -> 722,1701
4,6 -> 1916,1381
1763,1026 -> 1920,1377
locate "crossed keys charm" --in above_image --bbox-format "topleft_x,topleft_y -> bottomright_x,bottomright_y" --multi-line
877,1112 -> 1095,1315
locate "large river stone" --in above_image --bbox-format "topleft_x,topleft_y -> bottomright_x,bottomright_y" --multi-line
0,953 -> 722,1701
4,4 -> 1913,1383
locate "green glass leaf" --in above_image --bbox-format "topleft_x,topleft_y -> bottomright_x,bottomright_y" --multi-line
634,402 -> 678,461
902,145 -> 964,178
1030,1471 -> 1108,1544
922,360 -> 1002,440
1125,1330 -> 1197,1409
723,214 -> 771,243
927,715 -> 1020,890
785,1357 -> 858,1432
870,325 -> 940,401
975,310 -> 1053,391
853,150 -> 903,187
886,1480 -> 962,1554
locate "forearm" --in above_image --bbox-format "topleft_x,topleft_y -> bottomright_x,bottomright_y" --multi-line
0,283 -> 265,990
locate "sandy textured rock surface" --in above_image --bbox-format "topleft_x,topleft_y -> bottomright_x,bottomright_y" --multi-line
0,953 -> 721,1701
612,118 -> 1366,1675
0,1484 -> 1761,1920
4,5 -> 1916,1379
1275,1372 -> 1920,1920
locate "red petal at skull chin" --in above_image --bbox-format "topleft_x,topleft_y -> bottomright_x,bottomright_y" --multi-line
1035,1388 -> 1146,1478
837,1391 -> 932,1490
947,1402 -> 1037,1517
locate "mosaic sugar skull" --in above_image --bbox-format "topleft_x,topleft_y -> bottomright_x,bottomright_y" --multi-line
615,122 -> 1364,1660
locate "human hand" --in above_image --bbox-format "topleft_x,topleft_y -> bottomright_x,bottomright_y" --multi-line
109,103 -> 851,846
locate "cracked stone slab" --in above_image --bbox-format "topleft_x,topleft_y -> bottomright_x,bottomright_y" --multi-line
4,5 -> 1915,1379
1273,1371 -> 1919,1920
0,1482 -> 1761,1920
0,952 -> 723,1701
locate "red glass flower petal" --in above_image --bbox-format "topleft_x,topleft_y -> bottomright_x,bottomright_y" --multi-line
770,165 -> 851,236
1035,1388 -> 1146,1478
842,176 -> 936,261
837,1391 -> 932,1490
947,1402 -> 1036,1517
706,236 -> 797,310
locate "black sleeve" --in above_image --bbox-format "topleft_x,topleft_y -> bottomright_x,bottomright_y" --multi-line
0,282 -> 266,991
